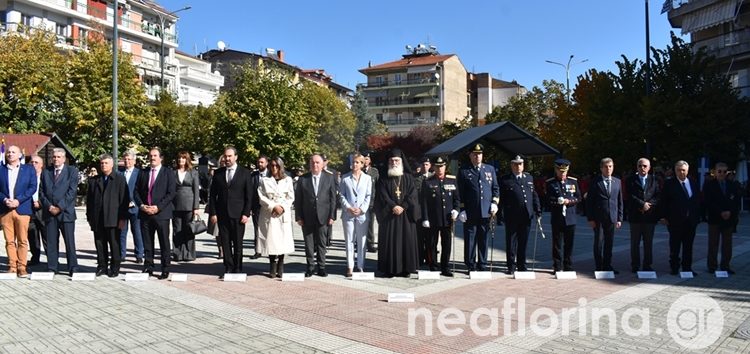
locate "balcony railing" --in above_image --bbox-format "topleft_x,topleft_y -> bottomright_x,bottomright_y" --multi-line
369,98 -> 440,109
383,117 -> 438,126
360,77 -> 439,89
694,28 -> 750,58
178,66 -> 224,86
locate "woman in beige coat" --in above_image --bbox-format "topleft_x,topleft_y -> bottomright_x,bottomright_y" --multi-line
257,156 -> 295,278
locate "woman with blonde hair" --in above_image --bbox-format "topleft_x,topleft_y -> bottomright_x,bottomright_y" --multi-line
339,154 -> 372,276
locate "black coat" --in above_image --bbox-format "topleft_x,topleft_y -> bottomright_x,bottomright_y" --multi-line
86,173 -> 129,229
660,177 -> 701,226
586,175 -> 623,224
703,178 -> 741,226
626,174 -> 661,223
295,172 -> 337,226
207,165 -> 253,219
499,172 -> 541,225
134,166 -> 176,220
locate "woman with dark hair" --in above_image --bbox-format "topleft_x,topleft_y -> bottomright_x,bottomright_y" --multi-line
257,156 -> 295,278
172,151 -> 200,261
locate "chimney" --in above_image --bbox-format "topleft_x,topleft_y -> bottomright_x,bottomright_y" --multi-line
277,50 -> 284,62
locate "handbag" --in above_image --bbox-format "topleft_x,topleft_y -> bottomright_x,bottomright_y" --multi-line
189,215 -> 208,235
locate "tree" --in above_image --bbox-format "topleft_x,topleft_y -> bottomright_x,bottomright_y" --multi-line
299,82 -> 356,168
0,29 -> 67,132
58,40 -> 153,164
140,91 -> 192,161
352,90 -> 384,152
211,65 -> 316,168
485,80 -> 565,137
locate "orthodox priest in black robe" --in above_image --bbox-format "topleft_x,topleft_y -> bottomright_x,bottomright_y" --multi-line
376,149 -> 420,277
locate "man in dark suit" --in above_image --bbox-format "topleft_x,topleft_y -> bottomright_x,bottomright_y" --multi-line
207,146 -> 253,275
0,145 -> 37,277
295,153 -> 337,277
27,155 -> 46,266
134,147 -> 176,279
499,155 -> 541,274
363,151 -> 379,252
414,156 -> 433,266
625,158 -> 660,273
586,157 -> 623,273
40,147 -> 80,275
86,154 -> 129,277
545,158 -> 581,272
703,162 -> 741,274
457,144 -> 500,272
661,160 -> 701,275
249,155 -> 269,259
119,150 -> 144,264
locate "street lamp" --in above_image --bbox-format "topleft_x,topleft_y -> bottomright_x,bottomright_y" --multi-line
545,55 -> 589,102
112,0 -> 129,159
156,6 -> 191,94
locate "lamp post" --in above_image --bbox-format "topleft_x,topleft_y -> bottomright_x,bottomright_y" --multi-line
112,0 -> 128,158
545,55 -> 589,102
157,6 -> 191,94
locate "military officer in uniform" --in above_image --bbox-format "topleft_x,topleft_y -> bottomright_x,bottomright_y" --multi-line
363,151 -> 379,252
457,144 -> 500,272
545,158 -> 581,273
420,156 -> 460,276
415,156 -> 433,266
499,155 -> 541,274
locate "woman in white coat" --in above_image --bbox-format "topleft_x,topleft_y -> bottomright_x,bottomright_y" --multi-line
257,156 -> 295,278
339,154 -> 372,277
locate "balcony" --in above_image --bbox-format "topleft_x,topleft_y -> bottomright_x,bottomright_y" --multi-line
694,28 -> 750,60
178,86 -> 219,106
383,117 -> 438,126
178,66 -> 224,87
368,98 -> 440,110
359,77 -> 439,90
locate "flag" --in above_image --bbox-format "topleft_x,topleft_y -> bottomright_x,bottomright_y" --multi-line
661,0 -> 674,14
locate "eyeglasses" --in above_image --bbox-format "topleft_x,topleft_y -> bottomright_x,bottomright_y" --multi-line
638,165 -> 649,168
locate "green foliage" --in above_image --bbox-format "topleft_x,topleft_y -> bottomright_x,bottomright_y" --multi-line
299,82 -> 356,168
485,80 -> 565,137
0,29 -> 67,132
353,90 -> 384,152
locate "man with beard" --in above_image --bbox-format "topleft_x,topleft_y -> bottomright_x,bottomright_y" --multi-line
376,149 -> 420,277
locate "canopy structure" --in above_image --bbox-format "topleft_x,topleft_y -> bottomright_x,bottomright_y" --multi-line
425,121 -> 559,158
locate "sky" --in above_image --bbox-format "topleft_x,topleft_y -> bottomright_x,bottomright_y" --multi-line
159,0 -> 686,91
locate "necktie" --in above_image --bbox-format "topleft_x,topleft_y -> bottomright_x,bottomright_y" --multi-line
104,175 -> 109,188
604,178 -> 611,195
681,181 -> 690,198
148,169 -> 156,205
54,168 -> 61,182
313,175 -> 319,196
641,176 -> 646,188
227,168 -> 234,184
516,175 -> 521,183
720,181 -> 726,195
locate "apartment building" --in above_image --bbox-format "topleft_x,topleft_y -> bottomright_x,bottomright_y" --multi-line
468,73 -> 527,124
0,0 -> 221,103
667,0 -> 750,96
175,50 -> 223,106
358,45 -> 470,135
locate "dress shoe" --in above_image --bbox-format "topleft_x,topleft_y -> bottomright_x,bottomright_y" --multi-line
142,269 -> 154,277
642,266 -> 654,272
108,269 -> 119,278
505,268 -> 516,275
355,267 -> 363,273
249,253 -> 261,260
304,270 -> 314,278
563,267 -> 574,272
367,247 -> 378,253
17,269 -> 29,278
721,268 -> 736,275
517,266 -> 528,272
429,265 -> 438,272
96,268 -> 107,277
346,269 -> 353,278
135,258 -> 143,264
69,269 -> 77,277
317,269 -> 328,277
158,272 -> 170,280
441,270 -> 454,277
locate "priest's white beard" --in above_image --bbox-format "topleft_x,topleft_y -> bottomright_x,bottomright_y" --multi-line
388,164 -> 404,177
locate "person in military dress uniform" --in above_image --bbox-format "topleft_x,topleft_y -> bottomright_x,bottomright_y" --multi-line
420,156 -> 460,276
545,158 -> 581,272
457,144 -> 500,272
499,155 -> 541,274
414,156 -> 433,266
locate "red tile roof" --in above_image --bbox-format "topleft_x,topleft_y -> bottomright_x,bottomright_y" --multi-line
1,133 -> 52,156
359,54 -> 456,73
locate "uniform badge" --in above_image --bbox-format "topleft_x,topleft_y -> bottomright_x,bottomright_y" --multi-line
444,185 -> 456,191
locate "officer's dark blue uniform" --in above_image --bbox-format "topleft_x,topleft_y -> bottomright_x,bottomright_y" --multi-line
499,155 -> 541,274
545,158 -> 581,272
457,144 -> 500,271
420,157 -> 460,276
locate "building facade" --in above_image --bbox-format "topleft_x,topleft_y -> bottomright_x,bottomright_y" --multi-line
358,46 -> 469,135
667,0 -> 750,97
175,50 -> 223,106
468,73 -> 527,124
0,0 -> 205,101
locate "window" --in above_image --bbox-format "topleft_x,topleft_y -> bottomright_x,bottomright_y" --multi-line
21,14 -> 32,27
375,76 -> 383,86
376,113 -> 383,122
394,73 -> 402,85
413,111 -> 422,120
56,24 -> 67,37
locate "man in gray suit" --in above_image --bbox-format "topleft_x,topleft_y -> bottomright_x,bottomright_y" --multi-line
586,157 -> 623,274
40,148 -> 79,275
295,154 -> 337,277
119,150 -> 144,263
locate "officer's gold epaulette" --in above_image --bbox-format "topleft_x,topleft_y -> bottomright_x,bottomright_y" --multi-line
445,174 -> 456,179
567,176 -> 577,180
546,177 -> 555,182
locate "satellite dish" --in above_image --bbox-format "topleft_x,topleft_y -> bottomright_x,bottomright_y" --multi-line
405,45 -> 412,50
217,41 -> 226,51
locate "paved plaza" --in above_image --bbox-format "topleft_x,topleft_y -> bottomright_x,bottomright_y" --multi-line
1,207 -> 750,353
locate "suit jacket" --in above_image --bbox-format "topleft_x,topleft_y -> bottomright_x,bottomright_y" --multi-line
545,176 -> 581,226
339,172 -> 372,223
703,178 -> 741,226
173,169 -> 200,211
207,165 -> 253,219
134,165 -> 176,220
625,173 -> 661,223
586,175 -> 623,224
0,164 -> 37,216
86,173 -> 129,229
457,163 -> 500,221
660,177 -> 701,226
119,167 -> 141,215
40,165 -> 79,222
499,172 -> 541,225
295,172 -> 337,226
250,169 -> 270,213
364,166 -> 379,208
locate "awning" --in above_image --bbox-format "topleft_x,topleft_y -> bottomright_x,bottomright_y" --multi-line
425,121 -> 559,158
681,0 -> 737,34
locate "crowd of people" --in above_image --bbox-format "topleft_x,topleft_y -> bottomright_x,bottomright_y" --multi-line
0,143 -> 742,280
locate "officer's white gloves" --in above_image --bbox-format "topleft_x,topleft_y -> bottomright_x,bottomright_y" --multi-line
458,211 -> 467,223
490,203 -> 498,215
450,209 -> 459,220
422,220 -> 430,228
